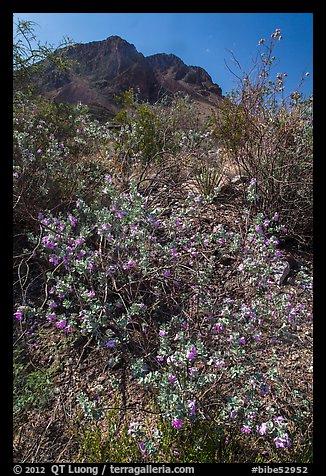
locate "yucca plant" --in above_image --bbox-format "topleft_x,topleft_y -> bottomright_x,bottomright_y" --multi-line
194,162 -> 226,196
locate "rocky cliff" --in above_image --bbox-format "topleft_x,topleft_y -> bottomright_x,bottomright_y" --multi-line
38,36 -> 223,119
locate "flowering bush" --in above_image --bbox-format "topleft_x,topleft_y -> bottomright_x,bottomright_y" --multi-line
15,175 -> 312,458
13,95 -> 114,255
212,29 -> 313,245
25,179 -> 215,342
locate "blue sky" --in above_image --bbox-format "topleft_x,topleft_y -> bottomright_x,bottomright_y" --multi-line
13,13 -> 313,98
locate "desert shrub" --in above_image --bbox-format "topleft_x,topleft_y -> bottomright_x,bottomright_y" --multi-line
14,176 -> 312,459
113,90 -> 225,198
212,29 -> 313,246
114,89 -> 213,167
13,348 -> 55,418
13,95 -> 113,244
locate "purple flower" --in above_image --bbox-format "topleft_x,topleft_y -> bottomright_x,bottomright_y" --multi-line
36,148 -> 42,154
47,313 -> 56,322
230,410 -> 237,419
171,418 -> 184,429
43,235 -> 56,250
186,345 -> 197,360
63,325 -> 73,333
49,255 -> 60,265
241,425 -> 251,434
101,223 -> 111,230
159,330 -> 166,337
163,269 -> 171,277
215,359 -> 225,369
68,215 -> 77,227
55,319 -> 67,329
273,416 -> 285,423
257,422 -> 268,435
77,250 -> 86,259
215,323 -> 224,331
106,340 -> 115,348
138,442 -> 146,454
239,336 -> 246,345
194,196 -> 201,203
255,225 -> 263,233
156,355 -> 164,362
14,310 -> 23,321
273,212 -> 279,222
168,374 -> 177,383
122,260 -> 135,270
188,399 -> 196,416
274,434 -> 291,448
105,174 -> 112,183
48,301 -> 57,309
41,218 -> 50,227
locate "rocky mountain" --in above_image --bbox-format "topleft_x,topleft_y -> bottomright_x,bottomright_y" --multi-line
38,36 -> 223,120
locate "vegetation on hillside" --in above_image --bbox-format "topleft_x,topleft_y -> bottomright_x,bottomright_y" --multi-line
13,21 -> 313,463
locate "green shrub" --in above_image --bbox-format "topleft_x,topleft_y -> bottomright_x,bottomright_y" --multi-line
15,176 -> 312,459
13,349 -> 55,417
212,29 -> 313,246
13,95 -> 112,243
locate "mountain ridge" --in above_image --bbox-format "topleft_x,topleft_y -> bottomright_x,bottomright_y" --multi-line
38,35 -> 223,120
